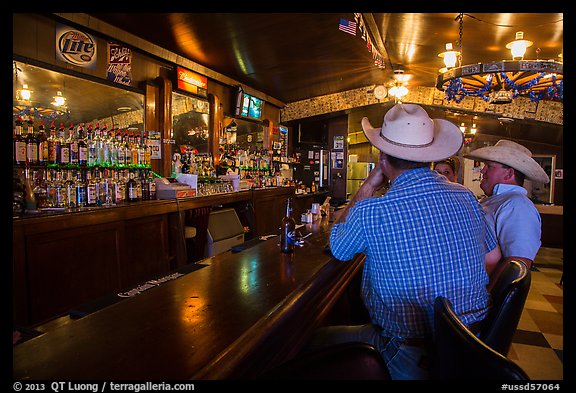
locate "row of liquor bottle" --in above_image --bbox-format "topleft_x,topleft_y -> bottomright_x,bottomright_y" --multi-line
14,167 -> 158,215
13,116 -> 152,169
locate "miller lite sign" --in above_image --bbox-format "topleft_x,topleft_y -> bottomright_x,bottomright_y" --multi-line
56,24 -> 97,69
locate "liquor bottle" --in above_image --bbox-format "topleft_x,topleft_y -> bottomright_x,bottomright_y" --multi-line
100,124 -> 110,166
32,169 -> 48,209
142,133 -> 151,167
58,123 -> 70,166
109,127 -> 119,167
77,123 -> 88,167
65,170 -> 77,208
141,170 -> 150,201
14,115 -> 27,165
93,123 -> 102,166
124,131 -> 132,168
53,170 -> 67,208
75,171 -> 87,207
280,197 -> 296,253
113,170 -> 126,204
84,170 -> 95,206
87,124 -> 97,167
68,123 -> 79,167
37,121 -> 49,164
25,117 -> 39,166
126,171 -> 138,202
116,129 -> 126,168
148,170 -> 157,200
47,121 -> 60,166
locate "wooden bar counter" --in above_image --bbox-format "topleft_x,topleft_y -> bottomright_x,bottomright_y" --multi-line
13,216 -> 365,380
13,187 -> 294,327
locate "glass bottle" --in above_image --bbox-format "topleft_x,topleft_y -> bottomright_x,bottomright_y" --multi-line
116,129 -> 126,168
113,170 -> 126,205
14,115 -> 27,166
148,170 -> 157,200
65,170 -> 77,208
93,123 -> 102,166
280,197 -> 296,253
86,170 -> 98,207
32,169 -> 48,209
25,117 -> 38,166
77,123 -> 88,167
75,170 -> 87,208
68,123 -> 79,167
47,121 -> 60,167
58,123 -> 70,167
37,121 -> 49,165
87,124 -> 97,167
126,171 -> 138,202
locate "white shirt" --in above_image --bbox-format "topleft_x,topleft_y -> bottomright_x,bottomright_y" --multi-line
481,184 -> 542,260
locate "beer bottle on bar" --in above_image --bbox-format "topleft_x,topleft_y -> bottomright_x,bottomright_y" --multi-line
280,197 -> 296,253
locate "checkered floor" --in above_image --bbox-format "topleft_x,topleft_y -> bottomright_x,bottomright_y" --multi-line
507,247 -> 563,380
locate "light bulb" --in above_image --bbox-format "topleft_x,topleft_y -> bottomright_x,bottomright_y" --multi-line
438,43 -> 460,69
506,31 -> 533,60
52,91 -> 65,107
20,84 -> 31,100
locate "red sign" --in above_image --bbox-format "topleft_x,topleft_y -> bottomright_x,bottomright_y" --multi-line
176,66 -> 207,97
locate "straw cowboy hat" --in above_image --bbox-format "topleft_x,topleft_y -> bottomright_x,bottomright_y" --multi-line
465,139 -> 549,184
361,103 -> 463,162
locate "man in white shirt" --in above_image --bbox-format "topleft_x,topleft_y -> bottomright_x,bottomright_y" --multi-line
465,140 -> 549,287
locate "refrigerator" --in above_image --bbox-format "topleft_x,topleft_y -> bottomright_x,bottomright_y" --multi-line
293,148 -> 330,189
346,162 -> 375,199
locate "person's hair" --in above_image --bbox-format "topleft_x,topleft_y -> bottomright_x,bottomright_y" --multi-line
386,154 -> 430,170
500,163 -> 526,186
434,157 -> 456,173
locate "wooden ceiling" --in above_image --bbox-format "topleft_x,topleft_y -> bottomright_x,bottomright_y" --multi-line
85,12 -> 563,146
87,13 -> 563,104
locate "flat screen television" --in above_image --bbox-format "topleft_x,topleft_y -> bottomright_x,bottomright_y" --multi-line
234,87 -> 264,120
298,119 -> 328,145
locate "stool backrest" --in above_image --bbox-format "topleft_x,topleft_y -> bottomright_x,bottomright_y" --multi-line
481,259 -> 531,355
432,296 -> 530,380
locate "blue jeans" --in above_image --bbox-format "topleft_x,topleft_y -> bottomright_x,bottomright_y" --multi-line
307,323 -> 430,380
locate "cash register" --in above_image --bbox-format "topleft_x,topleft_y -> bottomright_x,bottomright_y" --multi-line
154,177 -> 197,199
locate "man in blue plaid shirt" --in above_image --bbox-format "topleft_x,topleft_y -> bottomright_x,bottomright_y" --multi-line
309,104 -> 499,380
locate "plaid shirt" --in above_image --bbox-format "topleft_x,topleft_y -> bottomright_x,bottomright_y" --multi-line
330,167 -> 495,338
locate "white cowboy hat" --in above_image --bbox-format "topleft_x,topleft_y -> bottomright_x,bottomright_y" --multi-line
464,139 -> 549,184
361,103 -> 463,162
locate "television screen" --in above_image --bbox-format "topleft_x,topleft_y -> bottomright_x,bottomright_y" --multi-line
298,119 -> 328,145
234,87 -> 264,120
240,93 -> 263,119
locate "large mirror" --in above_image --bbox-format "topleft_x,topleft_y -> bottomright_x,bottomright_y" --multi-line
171,91 -> 210,156
526,155 -> 556,204
13,60 -> 144,131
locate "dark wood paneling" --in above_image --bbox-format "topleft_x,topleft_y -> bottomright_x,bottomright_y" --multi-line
252,188 -> 293,236
26,222 -> 122,324
120,215 -> 171,288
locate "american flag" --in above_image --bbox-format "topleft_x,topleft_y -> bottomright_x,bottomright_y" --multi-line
338,18 -> 357,36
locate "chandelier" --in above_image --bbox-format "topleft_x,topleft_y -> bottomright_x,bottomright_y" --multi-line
388,70 -> 410,101
436,14 -> 563,104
